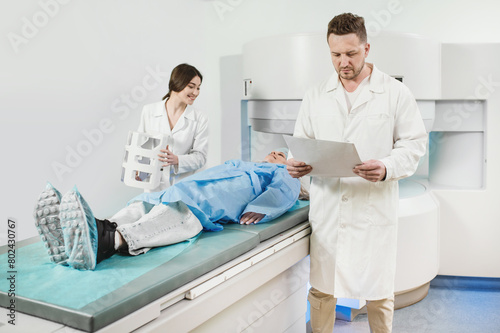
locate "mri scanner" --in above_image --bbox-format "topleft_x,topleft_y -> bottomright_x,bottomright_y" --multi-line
1,31 -> 497,332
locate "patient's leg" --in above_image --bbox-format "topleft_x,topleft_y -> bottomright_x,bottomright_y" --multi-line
117,201 -> 203,255
109,201 -> 154,226
107,201 -> 154,253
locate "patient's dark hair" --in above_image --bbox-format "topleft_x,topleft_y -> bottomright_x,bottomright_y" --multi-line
162,63 -> 203,100
327,13 -> 367,44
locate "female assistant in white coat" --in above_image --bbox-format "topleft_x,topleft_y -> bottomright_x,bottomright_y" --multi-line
138,63 -> 208,192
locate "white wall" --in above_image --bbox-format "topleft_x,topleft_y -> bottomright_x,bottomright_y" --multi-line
2,0 -> 500,278
0,0 -> 211,244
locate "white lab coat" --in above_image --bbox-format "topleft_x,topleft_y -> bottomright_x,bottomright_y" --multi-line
138,100 -> 209,192
293,64 -> 427,300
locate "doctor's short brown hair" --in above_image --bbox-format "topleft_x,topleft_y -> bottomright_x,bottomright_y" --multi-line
162,63 -> 203,100
327,13 -> 367,44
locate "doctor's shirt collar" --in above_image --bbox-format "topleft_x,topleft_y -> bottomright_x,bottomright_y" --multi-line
151,101 -> 197,120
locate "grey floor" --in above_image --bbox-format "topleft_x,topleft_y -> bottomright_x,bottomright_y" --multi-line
308,277 -> 500,333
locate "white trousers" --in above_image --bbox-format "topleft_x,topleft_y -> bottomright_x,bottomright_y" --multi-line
110,201 -> 203,255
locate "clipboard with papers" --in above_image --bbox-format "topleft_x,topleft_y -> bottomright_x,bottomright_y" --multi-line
283,135 -> 362,177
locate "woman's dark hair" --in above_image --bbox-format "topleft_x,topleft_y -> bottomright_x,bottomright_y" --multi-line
162,63 -> 203,100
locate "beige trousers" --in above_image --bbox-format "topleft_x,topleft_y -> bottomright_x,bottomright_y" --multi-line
308,287 -> 394,333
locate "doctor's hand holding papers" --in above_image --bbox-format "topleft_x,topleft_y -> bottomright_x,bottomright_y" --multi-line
284,135 -> 387,182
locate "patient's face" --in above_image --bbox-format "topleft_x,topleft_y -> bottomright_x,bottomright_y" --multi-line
264,151 -> 288,165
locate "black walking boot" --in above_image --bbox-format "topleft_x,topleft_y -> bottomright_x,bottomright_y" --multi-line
95,218 -> 118,264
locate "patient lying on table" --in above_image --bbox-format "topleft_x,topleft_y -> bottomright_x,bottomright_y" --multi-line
33,151 -> 301,271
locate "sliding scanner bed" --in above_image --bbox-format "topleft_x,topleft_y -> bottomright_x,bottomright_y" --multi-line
0,200 -> 309,332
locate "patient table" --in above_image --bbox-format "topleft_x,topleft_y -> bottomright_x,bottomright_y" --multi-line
0,200 -> 310,332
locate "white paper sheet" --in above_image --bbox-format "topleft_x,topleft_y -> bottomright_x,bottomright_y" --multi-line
283,135 -> 362,177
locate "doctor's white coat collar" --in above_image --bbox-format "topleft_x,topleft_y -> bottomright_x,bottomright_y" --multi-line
325,63 -> 385,94
150,100 -> 197,133
150,100 -> 197,120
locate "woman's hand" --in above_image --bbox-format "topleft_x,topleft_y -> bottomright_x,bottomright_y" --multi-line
240,212 -> 265,224
158,145 -> 179,167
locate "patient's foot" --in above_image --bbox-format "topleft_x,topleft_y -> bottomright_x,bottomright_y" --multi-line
33,183 -> 68,265
115,230 -> 128,254
60,187 -> 98,270
96,219 -> 118,263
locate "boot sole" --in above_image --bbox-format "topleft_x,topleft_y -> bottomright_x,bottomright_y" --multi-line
60,192 -> 96,270
33,189 -> 68,265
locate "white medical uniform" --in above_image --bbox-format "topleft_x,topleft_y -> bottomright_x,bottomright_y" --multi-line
138,100 -> 209,192
293,64 -> 427,300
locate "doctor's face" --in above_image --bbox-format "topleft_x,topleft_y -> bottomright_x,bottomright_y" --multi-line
264,151 -> 288,165
328,33 -> 370,81
176,75 -> 201,105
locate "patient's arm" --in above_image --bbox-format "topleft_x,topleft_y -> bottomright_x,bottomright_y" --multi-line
239,212 -> 265,225
240,167 -> 300,223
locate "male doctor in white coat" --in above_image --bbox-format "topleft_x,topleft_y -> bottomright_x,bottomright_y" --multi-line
287,13 -> 427,333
